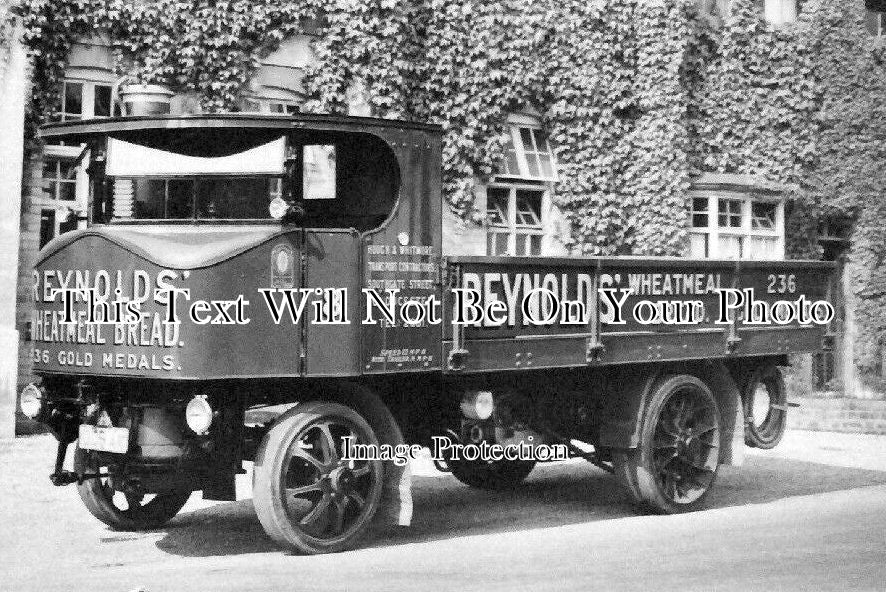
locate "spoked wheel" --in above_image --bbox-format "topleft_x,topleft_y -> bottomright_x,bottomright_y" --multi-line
253,402 -> 384,554
73,446 -> 191,530
613,375 -> 721,514
743,365 -> 787,449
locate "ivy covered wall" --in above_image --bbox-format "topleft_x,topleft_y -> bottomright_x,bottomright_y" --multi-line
10,0 -> 886,374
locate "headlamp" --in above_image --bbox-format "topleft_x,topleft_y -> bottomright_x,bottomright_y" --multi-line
20,383 -> 44,420
185,395 -> 214,435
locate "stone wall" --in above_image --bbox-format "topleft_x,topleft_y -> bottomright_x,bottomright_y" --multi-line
789,397 -> 886,435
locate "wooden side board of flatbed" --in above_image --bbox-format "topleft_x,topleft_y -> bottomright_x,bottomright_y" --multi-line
441,256 -> 837,374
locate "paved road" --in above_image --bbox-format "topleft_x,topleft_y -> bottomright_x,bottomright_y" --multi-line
2,429 -> 886,591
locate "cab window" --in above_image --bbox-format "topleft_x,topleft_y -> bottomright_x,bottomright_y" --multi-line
99,131 -> 398,231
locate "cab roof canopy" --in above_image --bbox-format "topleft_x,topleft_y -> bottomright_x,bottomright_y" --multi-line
40,113 -> 442,157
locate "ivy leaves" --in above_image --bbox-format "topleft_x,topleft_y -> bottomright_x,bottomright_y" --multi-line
17,0 -> 316,122
14,0 -> 886,372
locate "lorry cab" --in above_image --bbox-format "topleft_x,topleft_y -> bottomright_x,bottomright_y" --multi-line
34,114 -> 443,379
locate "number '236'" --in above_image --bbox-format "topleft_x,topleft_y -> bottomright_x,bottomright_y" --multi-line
767,273 -> 796,294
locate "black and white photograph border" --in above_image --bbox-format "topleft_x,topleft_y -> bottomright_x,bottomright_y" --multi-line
1,0 -> 886,591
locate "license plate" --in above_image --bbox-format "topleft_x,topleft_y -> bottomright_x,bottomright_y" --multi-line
78,425 -> 130,454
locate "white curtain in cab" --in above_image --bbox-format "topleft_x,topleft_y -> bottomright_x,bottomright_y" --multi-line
105,137 -> 286,177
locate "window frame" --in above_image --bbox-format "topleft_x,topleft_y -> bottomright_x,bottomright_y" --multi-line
496,121 -> 559,183
484,113 -> 559,257
42,156 -> 78,202
689,193 -> 785,260
484,183 -> 546,257
59,79 -> 113,121
38,149 -> 88,244
116,175 -> 287,221
39,75 -> 113,245
242,96 -> 302,115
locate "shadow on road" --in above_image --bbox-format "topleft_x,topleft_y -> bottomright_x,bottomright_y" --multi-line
154,455 -> 886,557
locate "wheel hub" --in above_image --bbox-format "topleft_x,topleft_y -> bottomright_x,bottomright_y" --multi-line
676,429 -> 691,455
329,466 -> 355,494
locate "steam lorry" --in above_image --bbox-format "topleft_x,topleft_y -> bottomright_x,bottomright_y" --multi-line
21,114 -> 836,553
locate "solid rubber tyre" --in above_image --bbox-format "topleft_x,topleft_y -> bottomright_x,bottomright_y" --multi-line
743,365 -> 787,449
252,401 -> 384,554
612,374 -> 721,514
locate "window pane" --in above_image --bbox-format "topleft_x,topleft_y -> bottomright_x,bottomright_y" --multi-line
515,190 -> 542,227
42,160 -> 57,197
59,160 -> 78,180
269,178 -> 283,200
718,198 -> 742,228
59,212 -> 78,235
520,127 -> 534,150
746,236 -> 779,260
718,235 -> 743,259
514,233 -> 543,256
520,128 -> 541,177
303,145 -> 336,200
94,85 -> 112,117
501,124 -> 558,180
133,179 -> 167,219
499,132 -> 519,175
42,158 -> 78,200
63,82 -> 83,117
487,232 -> 509,256
39,209 -> 56,248
167,180 -> 194,219
269,102 -> 298,114
525,153 -> 541,177
689,232 -> 709,258
539,153 -> 554,178
59,181 -> 76,201
751,201 -> 777,230
42,159 -> 57,180
197,178 -> 275,218
691,197 -> 708,228
515,234 -> 528,256
486,187 -> 510,227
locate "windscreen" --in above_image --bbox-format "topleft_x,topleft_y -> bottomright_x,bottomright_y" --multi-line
97,130 -> 398,230
106,137 -> 289,221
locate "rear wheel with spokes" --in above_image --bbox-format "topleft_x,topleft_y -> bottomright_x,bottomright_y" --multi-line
252,402 -> 384,554
613,375 -> 721,514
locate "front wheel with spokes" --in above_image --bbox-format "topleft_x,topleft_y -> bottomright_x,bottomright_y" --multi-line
613,375 -> 721,514
73,445 -> 192,530
252,402 -> 384,554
